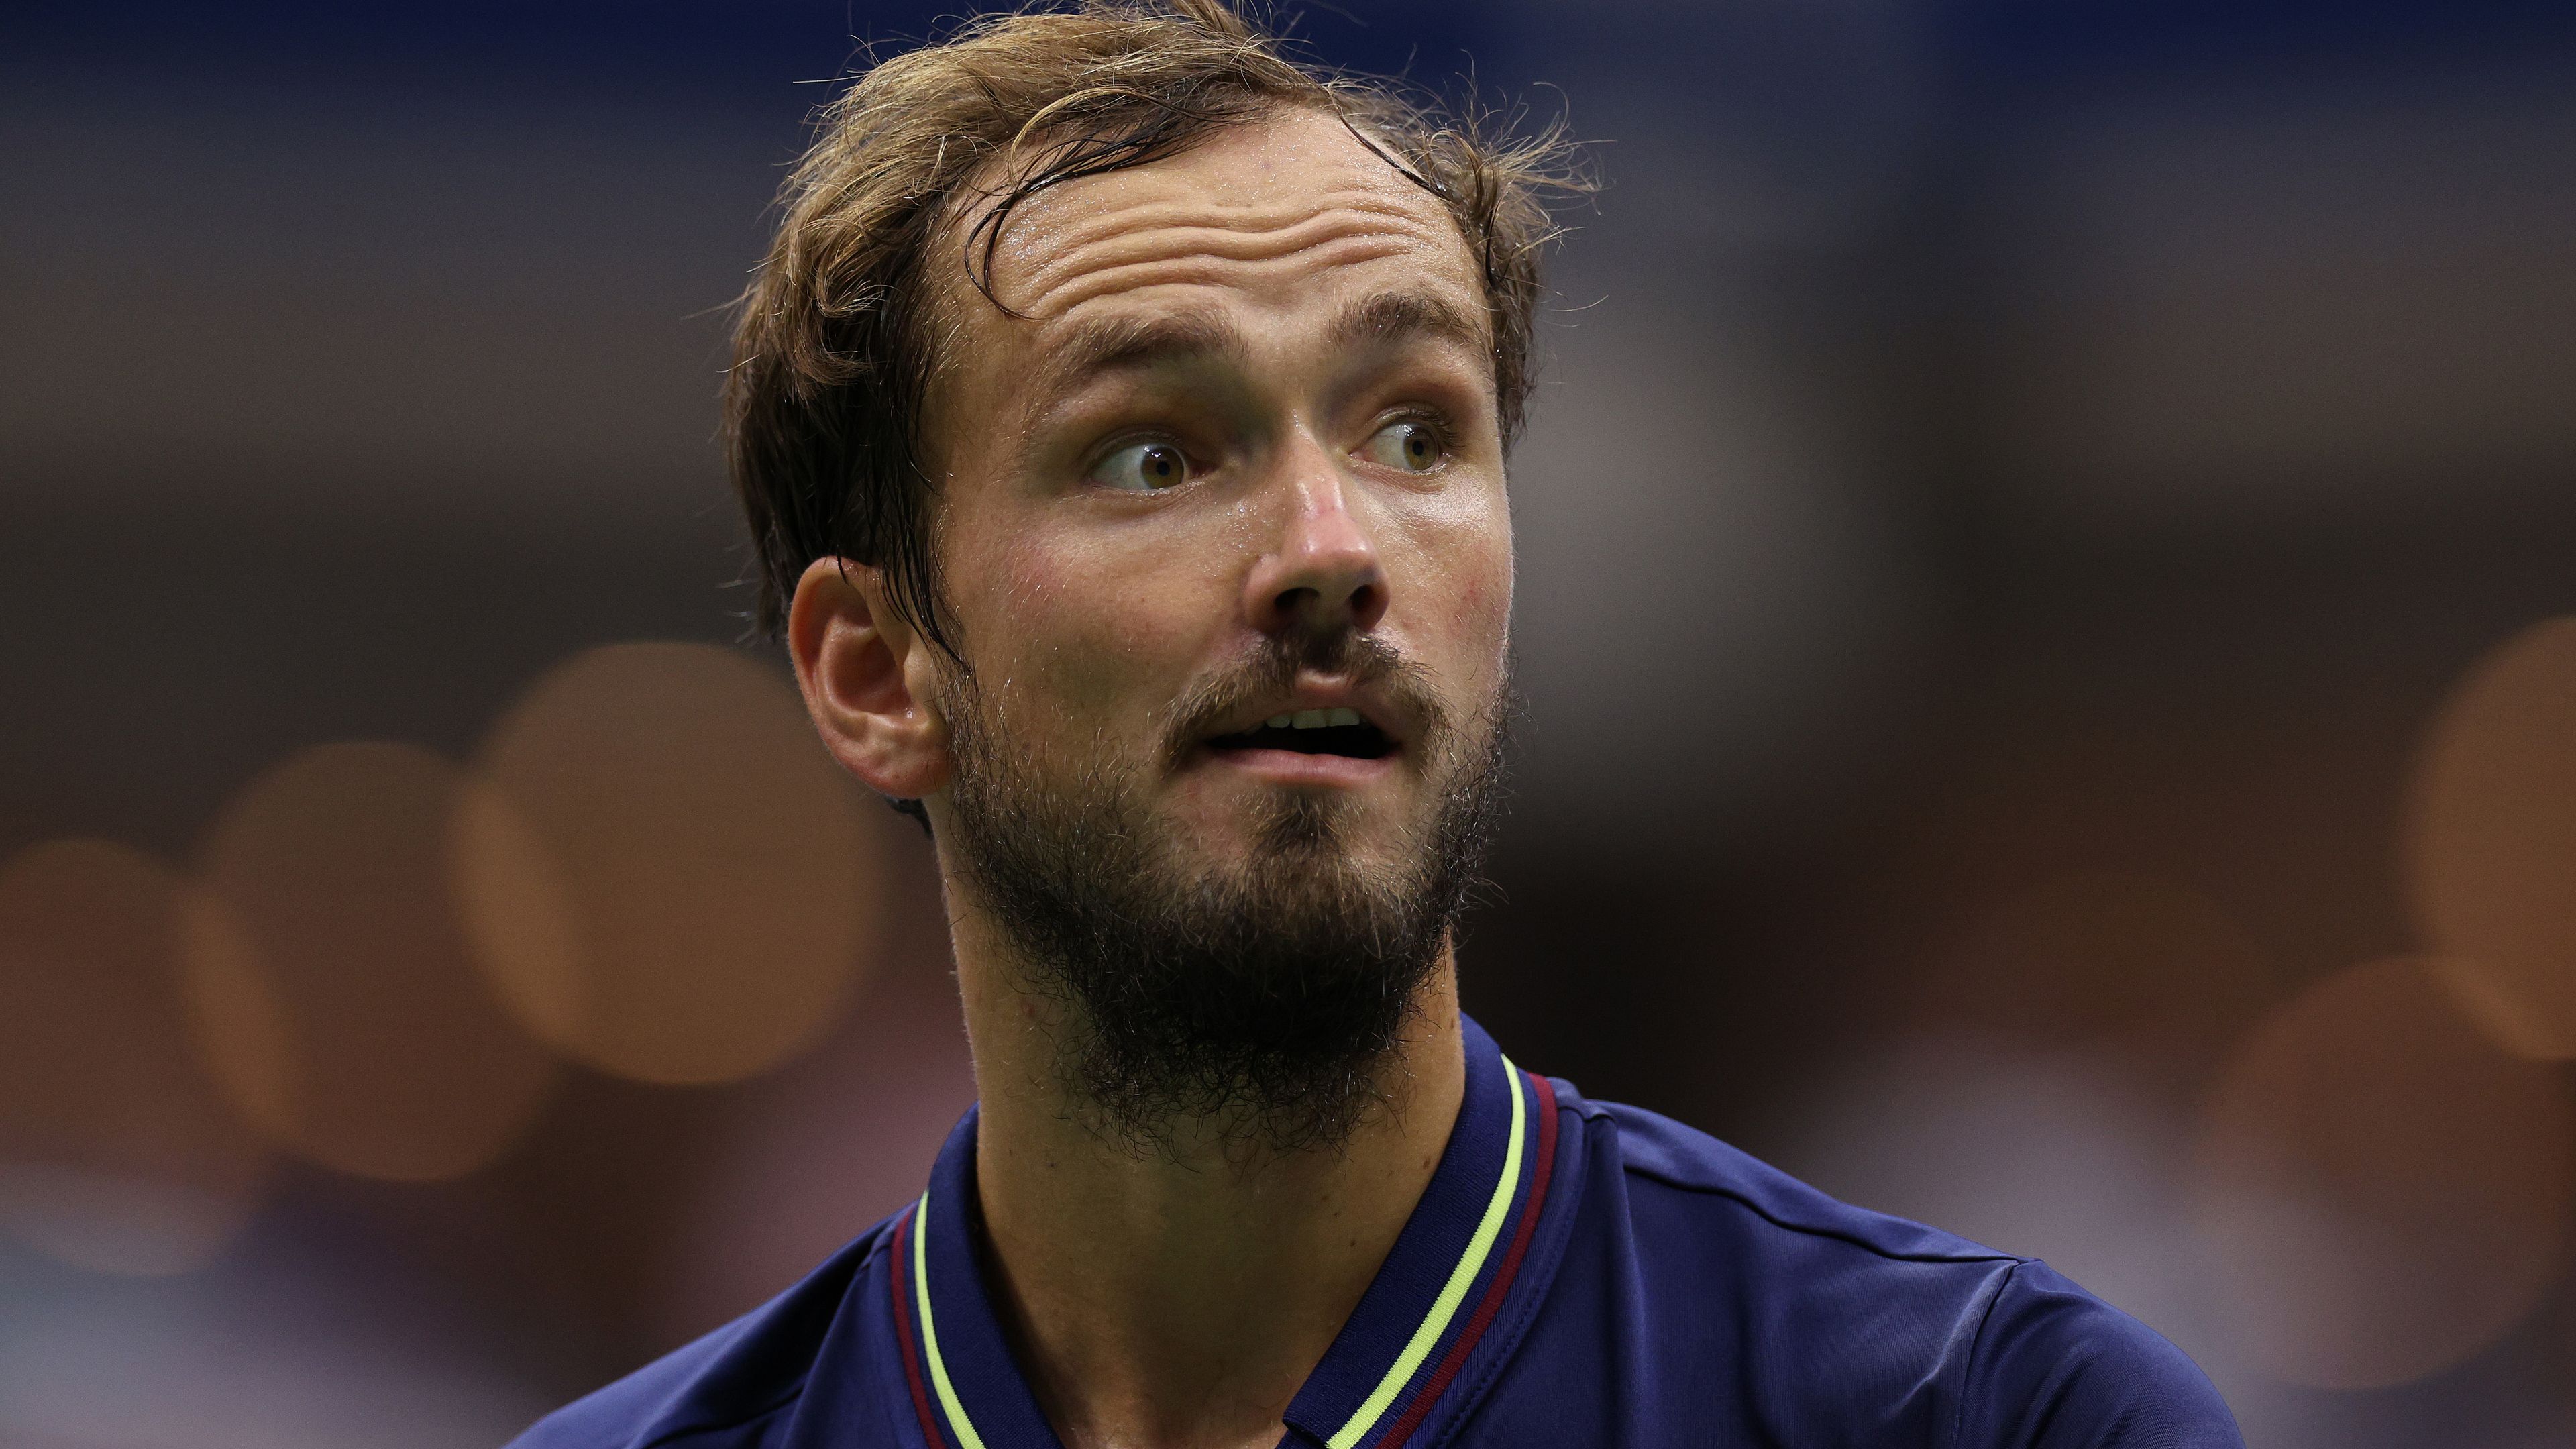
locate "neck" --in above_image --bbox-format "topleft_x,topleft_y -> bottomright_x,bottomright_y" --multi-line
947,900 -> 1467,1449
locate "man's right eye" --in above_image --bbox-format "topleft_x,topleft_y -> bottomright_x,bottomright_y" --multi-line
1089,441 -> 1191,491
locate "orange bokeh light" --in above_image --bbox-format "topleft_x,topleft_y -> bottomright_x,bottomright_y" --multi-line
0,839 -> 270,1274
455,641 -> 884,1086
182,742 -> 558,1182
2192,957 -> 2573,1389
2405,617 -> 2576,1059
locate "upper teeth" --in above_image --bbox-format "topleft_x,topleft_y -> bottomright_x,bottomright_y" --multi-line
1267,708 -> 1363,729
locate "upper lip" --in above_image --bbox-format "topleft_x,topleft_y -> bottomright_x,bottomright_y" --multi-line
1199,683 -> 1407,748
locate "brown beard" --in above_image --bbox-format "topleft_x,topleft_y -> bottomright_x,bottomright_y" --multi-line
941,629 -> 1510,1159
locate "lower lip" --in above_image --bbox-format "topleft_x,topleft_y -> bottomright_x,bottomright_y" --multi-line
1196,745 -> 1399,788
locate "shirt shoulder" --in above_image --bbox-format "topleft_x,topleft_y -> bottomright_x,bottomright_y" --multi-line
1597,1095 -> 2021,1264
1554,1091 -> 2243,1448
506,1220 -> 896,1449
1962,1258 -> 2245,1449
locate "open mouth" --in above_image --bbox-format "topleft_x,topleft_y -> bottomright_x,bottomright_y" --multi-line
1205,707 -> 1396,760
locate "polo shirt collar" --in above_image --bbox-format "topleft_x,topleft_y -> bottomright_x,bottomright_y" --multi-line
883,1015 -> 1561,1449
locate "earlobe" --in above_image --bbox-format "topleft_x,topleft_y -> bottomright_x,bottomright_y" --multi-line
786,557 -> 953,801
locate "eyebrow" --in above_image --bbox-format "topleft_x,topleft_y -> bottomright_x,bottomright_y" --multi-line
1027,307 -> 1246,407
1326,290 -> 1491,358
1026,288 -> 1492,407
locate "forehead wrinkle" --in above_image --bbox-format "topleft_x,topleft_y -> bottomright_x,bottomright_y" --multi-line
1029,185 -> 1443,254
1024,234 -> 1428,323
1001,192 -> 1459,320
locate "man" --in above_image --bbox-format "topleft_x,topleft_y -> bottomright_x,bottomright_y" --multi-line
516,2 -> 2243,1445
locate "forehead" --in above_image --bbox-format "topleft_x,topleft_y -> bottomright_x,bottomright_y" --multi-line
956,105 -> 1487,333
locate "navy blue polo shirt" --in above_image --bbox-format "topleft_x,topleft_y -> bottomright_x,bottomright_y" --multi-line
513,1018 -> 2242,1448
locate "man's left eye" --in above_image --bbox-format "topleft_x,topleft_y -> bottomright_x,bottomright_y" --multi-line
1362,420 -> 1445,473
1090,441 -> 1191,491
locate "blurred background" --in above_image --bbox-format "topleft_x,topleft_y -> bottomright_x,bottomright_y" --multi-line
6,1 -> 2576,1443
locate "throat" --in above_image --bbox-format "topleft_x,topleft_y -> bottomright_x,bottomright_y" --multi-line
965,994 -> 1466,1449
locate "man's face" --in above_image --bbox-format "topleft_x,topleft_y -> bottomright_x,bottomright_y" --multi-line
922,105 -> 1514,888
889,105 -> 1516,1143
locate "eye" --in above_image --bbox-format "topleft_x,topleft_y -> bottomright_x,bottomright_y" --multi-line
1089,440 -> 1191,492
1363,419 -> 1446,474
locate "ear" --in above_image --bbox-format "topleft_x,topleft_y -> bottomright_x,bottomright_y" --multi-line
786,557 -> 953,802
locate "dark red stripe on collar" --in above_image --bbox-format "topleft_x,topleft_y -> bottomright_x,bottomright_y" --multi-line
887,1208 -> 946,1448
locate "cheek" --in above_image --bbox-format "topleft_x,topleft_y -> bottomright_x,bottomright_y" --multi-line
975,527 -> 1221,719
1396,486 -> 1514,668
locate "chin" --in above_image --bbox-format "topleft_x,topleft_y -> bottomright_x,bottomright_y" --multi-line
1250,791 -> 1431,873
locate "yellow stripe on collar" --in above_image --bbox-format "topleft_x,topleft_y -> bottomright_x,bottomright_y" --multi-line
1326,1054 -> 1529,1449
914,1192 -> 990,1449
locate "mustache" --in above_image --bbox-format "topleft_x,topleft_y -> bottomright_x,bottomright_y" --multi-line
1159,631 -> 1443,767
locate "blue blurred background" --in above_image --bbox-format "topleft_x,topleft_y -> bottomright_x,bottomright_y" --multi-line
7,3 -> 2576,1444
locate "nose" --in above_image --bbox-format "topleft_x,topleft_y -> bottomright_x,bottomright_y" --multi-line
1241,441 -> 1389,639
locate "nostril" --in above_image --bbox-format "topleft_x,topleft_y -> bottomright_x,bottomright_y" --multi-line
1269,585 -> 1318,621
1346,580 -> 1387,629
